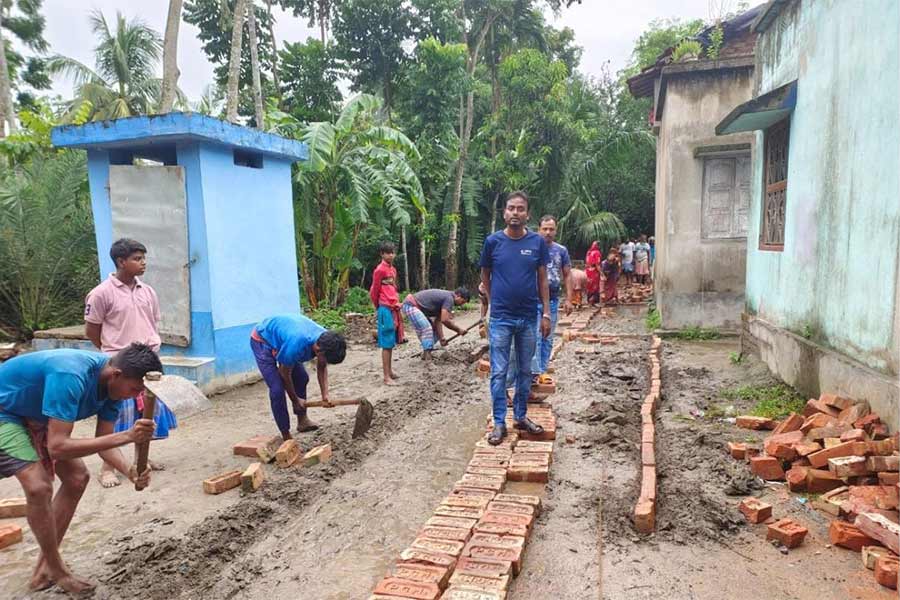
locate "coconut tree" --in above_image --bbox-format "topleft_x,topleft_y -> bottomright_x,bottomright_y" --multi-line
47,10 -> 182,121
159,0 -> 184,113
224,0 -> 248,122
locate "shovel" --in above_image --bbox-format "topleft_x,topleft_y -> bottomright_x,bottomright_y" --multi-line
305,398 -> 374,439
411,318 -> 484,359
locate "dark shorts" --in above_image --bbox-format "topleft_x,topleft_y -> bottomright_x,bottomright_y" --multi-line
0,422 -> 39,478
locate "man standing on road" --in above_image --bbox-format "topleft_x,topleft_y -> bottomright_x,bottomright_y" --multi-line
480,191 -> 551,446
531,215 -> 572,378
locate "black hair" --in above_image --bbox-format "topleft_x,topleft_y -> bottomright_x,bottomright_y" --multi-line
378,241 -> 396,255
505,190 -> 529,208
110,343 -> 162,379
110,238 -> 147,267
317,331 -> 347,364
454,287 -> 471,302
539,214 -> 556,225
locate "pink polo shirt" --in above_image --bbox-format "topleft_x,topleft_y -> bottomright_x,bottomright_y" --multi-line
84,274 -> 162,353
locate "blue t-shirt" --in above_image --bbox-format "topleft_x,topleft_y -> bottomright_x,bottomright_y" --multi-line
0,350 -> 120,426
546,242 -> 571,299
479,230 -> 550,320
255,314 -> 326,366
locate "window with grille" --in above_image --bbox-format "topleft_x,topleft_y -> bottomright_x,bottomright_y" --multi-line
760,118 -> 789,250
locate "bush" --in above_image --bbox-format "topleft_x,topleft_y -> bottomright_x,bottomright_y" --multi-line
305,307 -> 347,332
645,308 -> 661,331
675,326 -> 720,340
341,286 -> 374,315
720,384 -> 806,419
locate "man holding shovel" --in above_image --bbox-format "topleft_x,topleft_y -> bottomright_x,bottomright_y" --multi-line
0,343 -> 160,594
400,287 -> 471,361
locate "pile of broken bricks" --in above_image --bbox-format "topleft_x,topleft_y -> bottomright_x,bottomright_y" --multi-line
617,282 -> 653,305
730,392 -> 900,590
634,335 -> 663,534
201,435 -> 333,496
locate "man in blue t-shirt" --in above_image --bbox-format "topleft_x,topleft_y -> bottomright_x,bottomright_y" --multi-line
531,215 -> 572,376
250,314 -> 347,440
0,344 -> 161,594
480,191 -> 551,446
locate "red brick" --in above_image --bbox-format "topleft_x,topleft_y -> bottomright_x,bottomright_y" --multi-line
454,556 -> 513,579
862,545 -> 894,570
0,524 -> 23,550
373,576 -> 441,600
509,453 -> 550,468
434,505 -> 485,520
795,441 -> 822,457
808,424 -> 852,441
874,555 -> 899,590
479,511 -> 533,532
808,441 -> 868,468
447,572 -> 510,595
472,521 -> 529,538
739,497 -> 772,524
426,516 -> 478,531
828,456 -> 870,478
486,501 -> 535,518
514,440 -> 554,454
468,458 -> 509,470
202,470 -> 243,495
772,413 -> 804,435
800,412 -> 836,434
829,520 -> 877,552
392,563 -> 451,589
852,485 -> 899,511
493,493 -> 541,515
641,422 -> 654,444
736,416 -> 776,430
805,468 -> 845,493
456,474 -> 505,492
642,442 -> 656,466
301,444 -> 332,467
463,543 -> 524,575
869,438 -> 899,455
450,487 -> 497,500
764,430 -> 804,460
0,497 -> 27,518
443,495 -> 491,509
275,439 -> 301,468
506,465 -> 549,483
240,462 -> 265,493
420,525 -> 472,543
398,548 -> 457,569
634,498 -> 655,533
466,466 -> 508,477
803,399 -> 840,418
749,456 -> 785,480
786,467 -> 808,492
854,413 -> 882,431
838,403 -> 869,426
840,429 -> 869,443
878,472 -> 899,486
855,513 -> 900,554
727,442 -> 747,460
766,518 -> 808,548
410,537 -> 465,558
867,455 -> 899,473
641,466 -> 656,501
820,393 -> 854,411
870,423 -> 890,439
232,434 -> 281,458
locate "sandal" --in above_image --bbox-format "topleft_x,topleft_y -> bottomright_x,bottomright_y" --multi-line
487,425 -> 507,446
513,418 -> 544,435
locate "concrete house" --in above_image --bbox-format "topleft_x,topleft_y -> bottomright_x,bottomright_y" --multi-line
627,6 -> 762,330
716,0 -> 899,425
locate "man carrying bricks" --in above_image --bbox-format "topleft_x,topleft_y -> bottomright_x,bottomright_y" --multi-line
0,343 -> 159,594
480,191 -> 551,446
250,314 -> 347,440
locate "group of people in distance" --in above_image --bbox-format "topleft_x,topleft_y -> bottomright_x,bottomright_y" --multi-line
569,234 -> 654,307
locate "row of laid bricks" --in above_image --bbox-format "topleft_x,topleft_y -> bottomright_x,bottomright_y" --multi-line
634,335 -> 662,534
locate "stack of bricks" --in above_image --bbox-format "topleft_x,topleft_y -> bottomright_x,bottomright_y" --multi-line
489,404 -> 556,442
634,335 -> 662,533
729,392 -> 899,589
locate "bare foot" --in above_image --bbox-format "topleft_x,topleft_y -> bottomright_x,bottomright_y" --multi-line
149,460 -> 166,471
29,563 -> 54,591
382,378 -> 398,386
296,416 -> 319,433
390,371 -> 400,380
99,469 -> 120,488
55,571 -> 96,595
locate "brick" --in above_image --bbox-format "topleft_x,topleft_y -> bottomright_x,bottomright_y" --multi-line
739,497 -> 772,524
0,498 -> 27,518
772,413 -> 804,435
232,434 -> 281,458
875,555 -> 899,590
509,453 -> 550,468
878,472 -> 899,486
851,485 -> 899,511
240,462 -> 265,493
795,441 -> 822,457
829,520 -> 877,552
634,498 -> 655,533
766,518 -> 808,548
467,466 -> 508,477
373,577 -> 441,600
441,587 -> 505,600
642,442 -> 656,466
454,556 -> 513,579
870,423 -> 890,439
840,429 -> 869,443
473,447 -> 513,459
855,513 -> 900,554
474,439 -> 514,451
808,442 -> 868,468
479,511 -> 533,532
728,442 -> 747,460
435,505 -> 486,521
420,525 -> 471,543
255,436 -> 283,463
506,466 -> 548,483
514,441 -> 554,454
457,474 -> 505,492
800,413 -> 836,434
202,470 -> 243,495
301,444 -> 332,467
426,516 -> 478,531
838,403 -> 869,426
641,422 -> 654,444
398,548 -> 457,569
486,501 -> 535,518
450,487 -> 497,501
870,438 -> 899,455
447,572 -> 510,595
443,495 -> 491,509
823,437 -> 842,449
786,467 -> 808,492
764,433 -> 803,461
812,486 -> 849,515
805,468 -> 845,493
392,563 -> 451,589
867,455 -> 899,473
467,532 -> 526,552
854,413 -> 882,431
472,521 -> 529,538
493,493 -> 541,515
640,466 -> 656,501
463,543 -> 524,575
0,524 -> 23,549
411,537 -> 466,558
749,456 -> 785,480
828,455 -> 870,478
736,416 -> 776,430
862,545 -> 895,570
803,399 -> 840,418
808,425 -> 852,441
275,439 -> 301,468
820,393 -> 854,411
468,458 -> 509,470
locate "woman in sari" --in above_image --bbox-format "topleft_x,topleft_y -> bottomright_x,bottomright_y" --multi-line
585,241 -> 602,268
601,248 -> 621,305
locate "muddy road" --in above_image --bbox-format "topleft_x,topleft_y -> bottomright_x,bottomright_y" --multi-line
0,306 -> 894,599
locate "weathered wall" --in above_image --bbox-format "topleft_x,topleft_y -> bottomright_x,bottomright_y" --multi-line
655,68 -> 755,329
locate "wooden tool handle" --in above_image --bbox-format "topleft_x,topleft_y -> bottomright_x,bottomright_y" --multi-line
134,371 -> 161,491
305,398 -> 361,408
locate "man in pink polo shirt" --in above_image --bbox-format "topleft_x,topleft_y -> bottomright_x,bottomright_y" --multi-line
84,239 -> 177,488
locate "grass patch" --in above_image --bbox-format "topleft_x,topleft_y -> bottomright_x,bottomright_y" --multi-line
720,384 -> 806,419
729,351 -> 743,364
645,308 -> 661,331
305,307 -> 347,332
674,326 -> 720,341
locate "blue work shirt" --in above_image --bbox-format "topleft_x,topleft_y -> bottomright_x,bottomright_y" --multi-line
0,350 -> 120,426
255,314 -> 326,366
546,242 -> 571,300
480,230 -> 549,320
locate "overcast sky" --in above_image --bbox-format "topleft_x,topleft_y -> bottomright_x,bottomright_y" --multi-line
38,0 -> 741,102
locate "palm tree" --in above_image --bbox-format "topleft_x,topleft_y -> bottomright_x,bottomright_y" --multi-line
269,94 -> 425,307
47,10 -> 181,121
159,0 -> 184,113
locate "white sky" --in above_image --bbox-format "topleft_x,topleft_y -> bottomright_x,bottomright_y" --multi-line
36,0 -> 740,102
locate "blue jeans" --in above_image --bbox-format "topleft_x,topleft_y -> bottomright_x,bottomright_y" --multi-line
531,297 -> 559,375
489,317 -> 536,427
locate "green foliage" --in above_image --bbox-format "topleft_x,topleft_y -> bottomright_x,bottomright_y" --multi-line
305,307 -> 346,332
674,326 -> 720,340
801,323 -> 814,339
671,39 -> 702,63
341,286 -> 375,315
0,100 -> 89,164
645,308 -> 661,331
624,17 -> 705,76
729,351 -> 743,364
2,0 -> 52,106
706,24 -> 724,59
278,39 -> 343,123
721,385 -> 806,420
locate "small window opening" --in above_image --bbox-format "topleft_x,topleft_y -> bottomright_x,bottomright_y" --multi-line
233,149 -> 263,169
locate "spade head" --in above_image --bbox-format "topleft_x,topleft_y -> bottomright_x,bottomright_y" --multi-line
352,398 -> 375,439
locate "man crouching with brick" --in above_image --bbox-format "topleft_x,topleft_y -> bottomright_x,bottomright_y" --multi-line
0,343 -> 160,594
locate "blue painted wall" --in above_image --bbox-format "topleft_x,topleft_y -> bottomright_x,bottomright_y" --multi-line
745,0 -> 900,374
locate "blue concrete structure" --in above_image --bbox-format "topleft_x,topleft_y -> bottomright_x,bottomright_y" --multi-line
716,0 -> 899,426
51,112 -> 308,391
